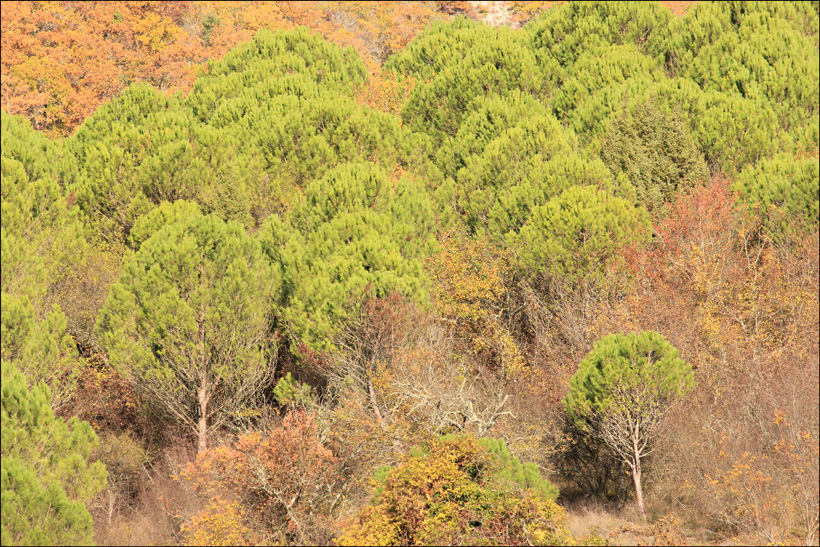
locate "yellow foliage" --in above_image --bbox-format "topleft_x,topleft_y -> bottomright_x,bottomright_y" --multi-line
181,497 -> 256,546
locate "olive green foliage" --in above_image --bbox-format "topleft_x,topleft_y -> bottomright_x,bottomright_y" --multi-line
1,360 -> 107,546
734,153 -> 820,239
1,113 -> 84,410
526,1 -> 673,69
128,199 -> 202,250
563,331 -> 694,430
603,98 -> 709,213
511,186 -> 651,284
478,437 -> 559,500
187,27 -> 367,125
96,214 -> 279,447
387,17 -> 547,145
68,83 -> 260,245
272,372 -> 313,407
260,163 -> 432,354
337,435 -> 571,546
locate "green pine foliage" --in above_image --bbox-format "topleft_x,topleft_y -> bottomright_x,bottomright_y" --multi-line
1,360 -> 107,546
478,437 -> 559,500
562,331 -> 694,518
272,372 -> 313,407
1,113 -> 85,410
387,18 -> 547,145
260,163 -> 431,354
734,153 -> 820,240
434,91 -> 550,180
526,1 -> 674,70
602,98 -> 710,213
553,43 -> 664,145
665,1 -> 819,170
455,113 -> 570,233
128,199 -> 203,250
510,185 -> 652,285
96,214 -> 279,450
68,84 -> 262,245
187,26 -> 367,125
564,331 -> 695,429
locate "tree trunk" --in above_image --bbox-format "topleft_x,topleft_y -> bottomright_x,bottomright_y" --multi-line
633,453 -> 646,520
197,382 -> 208,453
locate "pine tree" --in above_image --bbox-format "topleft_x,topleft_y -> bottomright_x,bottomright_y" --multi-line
553,43 -> 663,145
387,18 -> 546,146
510,185 -> 651,285
734,153 -> 820,241
1,113 -> 85,410
1,360 -> 107,546
526,1 -> 673,70
260,163 -> 431,354
563,331 -> 694,519
96,214 -> 278,452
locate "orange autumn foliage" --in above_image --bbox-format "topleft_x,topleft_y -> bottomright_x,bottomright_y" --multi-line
1,1 -> 455,136
178,410 -> 344,545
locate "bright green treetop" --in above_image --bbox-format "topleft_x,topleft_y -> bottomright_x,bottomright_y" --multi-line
564,331 -> 694,426
187,26 -> 367,124
1,113 -> 85,410
526,1 -> 673,70
1,360 -> 107,546
388,18 -> 546,146
734,153 -> 820,240
261,163 -> 432,355
510,185 -> 651,285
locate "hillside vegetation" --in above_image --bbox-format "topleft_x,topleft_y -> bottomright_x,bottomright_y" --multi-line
1,1 -> 818,546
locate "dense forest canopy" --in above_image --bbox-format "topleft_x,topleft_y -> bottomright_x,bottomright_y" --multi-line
1,1 -> 818,546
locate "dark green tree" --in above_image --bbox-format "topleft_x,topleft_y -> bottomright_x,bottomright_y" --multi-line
602,98 -> 709,213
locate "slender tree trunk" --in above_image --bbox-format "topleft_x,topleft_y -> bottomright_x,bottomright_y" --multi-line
633,451 -> 646,519
197,381 -> 208,453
